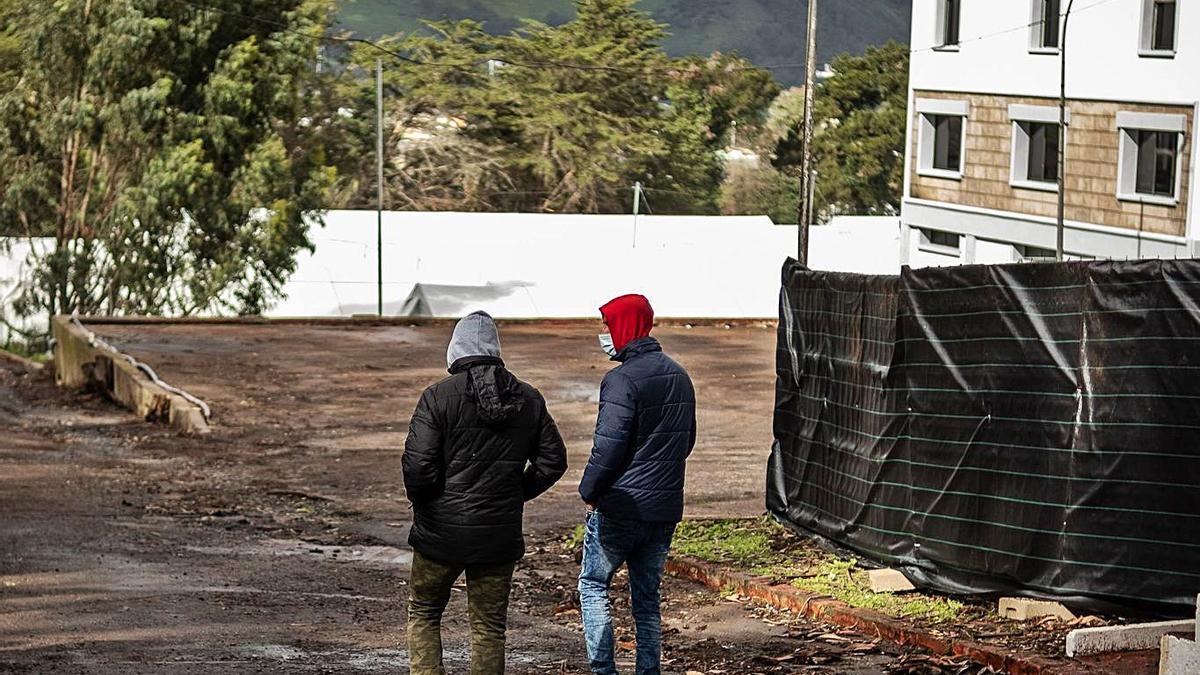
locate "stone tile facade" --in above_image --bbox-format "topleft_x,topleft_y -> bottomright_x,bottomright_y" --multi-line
910,91 -> 1193,238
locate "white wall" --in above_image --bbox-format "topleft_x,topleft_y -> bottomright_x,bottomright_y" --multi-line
910,0 -> 1200,105
0,239 -> 51,345
272,212 -> 902,319
0,216 -> 904,328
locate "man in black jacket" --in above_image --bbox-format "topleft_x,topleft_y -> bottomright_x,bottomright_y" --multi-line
578,294 -> 697,675
403,311 -> 568,675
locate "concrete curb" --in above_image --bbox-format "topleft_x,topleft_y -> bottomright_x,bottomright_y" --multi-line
665,556 -> 1099,675
51,316 -> 210,434
0,347 -> 45,373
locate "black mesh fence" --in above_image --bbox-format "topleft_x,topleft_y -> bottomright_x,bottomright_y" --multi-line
767,258 -> 1200,614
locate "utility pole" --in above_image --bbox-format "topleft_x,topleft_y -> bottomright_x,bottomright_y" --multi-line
1056,0 -> 1076,262
805,169 -> 817,241
796,0 -> 818,267
376,59 -> 384,316
632,181 -> 643,249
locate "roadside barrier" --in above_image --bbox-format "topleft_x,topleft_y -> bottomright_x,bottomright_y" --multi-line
768,258 -> 1200,614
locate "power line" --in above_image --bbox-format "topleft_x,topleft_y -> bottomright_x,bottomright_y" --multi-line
162,0 -> 806,76
166,0 -> 1122,81
641,186 -> 711,200
162,0 -> 459,69
908,0 -> 1118,55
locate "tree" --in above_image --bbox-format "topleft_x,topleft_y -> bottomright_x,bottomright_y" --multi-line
0,0 -> 337,319
673,52 -> 781,147
774,42 -> 909,220
333,20 -> 523,212
495,0 -> 702,213
0,0 -> 21,243
332,0 -> 774,215
719,161 -> 799,224
0,0 -> 21,92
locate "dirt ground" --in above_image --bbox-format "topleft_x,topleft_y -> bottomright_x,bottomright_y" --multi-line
0,322 -> 1144,673
1,322 -> 928,674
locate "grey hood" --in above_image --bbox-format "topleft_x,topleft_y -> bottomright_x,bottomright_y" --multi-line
447,311 -> 502,369
446,311 -> 524,424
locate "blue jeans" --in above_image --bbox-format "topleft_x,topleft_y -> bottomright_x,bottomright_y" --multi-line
578,510 -> 677,675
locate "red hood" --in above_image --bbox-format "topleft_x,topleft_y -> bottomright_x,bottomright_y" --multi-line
600,294 -> 655,352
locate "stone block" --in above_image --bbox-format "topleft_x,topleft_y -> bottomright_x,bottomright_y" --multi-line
1159,635 -> 1200,675
1066,620 -> 1194,657
999,597 -> 1076,622
867,568 -> 916,593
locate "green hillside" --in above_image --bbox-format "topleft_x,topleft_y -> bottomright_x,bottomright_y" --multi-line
337,0 -> 912,85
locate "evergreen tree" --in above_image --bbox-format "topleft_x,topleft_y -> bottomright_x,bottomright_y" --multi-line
338,0 -> 773,214
0,0 -> 337,318
774,41 -> 909,220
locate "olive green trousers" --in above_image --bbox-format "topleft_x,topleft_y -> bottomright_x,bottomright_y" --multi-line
407,551 -> 516,675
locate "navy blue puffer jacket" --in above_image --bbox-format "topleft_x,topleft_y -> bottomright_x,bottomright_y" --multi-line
578,337 -> 697,523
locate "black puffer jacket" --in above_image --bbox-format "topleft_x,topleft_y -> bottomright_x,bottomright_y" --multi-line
403,356 -> 567,565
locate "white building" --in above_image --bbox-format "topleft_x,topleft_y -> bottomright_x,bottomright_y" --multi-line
901,0 -> 1197,266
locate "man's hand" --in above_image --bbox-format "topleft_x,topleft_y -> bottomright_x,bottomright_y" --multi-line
584,501 -> 597,514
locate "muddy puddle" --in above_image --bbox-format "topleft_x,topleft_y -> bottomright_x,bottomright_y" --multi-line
187,539 -> 413,568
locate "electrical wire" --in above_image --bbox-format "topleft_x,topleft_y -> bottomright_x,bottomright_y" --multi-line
163,0 -> 455,69
909,0 -> 1120,55
165,0 -> 1122,76
162,0 -> 802,74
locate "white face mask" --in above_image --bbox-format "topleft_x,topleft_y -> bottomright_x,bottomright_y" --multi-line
598,333 -> 618,358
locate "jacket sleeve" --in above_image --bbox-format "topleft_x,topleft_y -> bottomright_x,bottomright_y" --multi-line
522,394 -> 568,501
579,370 -> 637,503
402,388 -> 444,506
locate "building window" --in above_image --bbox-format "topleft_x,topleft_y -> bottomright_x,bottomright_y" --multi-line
937,0 -> 962,48
1022,122 -> 1059,183
916,98 -> 969,179
1016,244 -> 1058,261
1116,111 -> 1186,205
1134,131 -> 1178,197
918,228 -> 962,256
1009,105 -> 1066,191
1032,0 -> 1061,51
1140,0 -> 1178,56
930,115 -> 964,172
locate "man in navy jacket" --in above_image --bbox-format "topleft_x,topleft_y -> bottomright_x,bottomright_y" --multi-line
578,294 -> 697,675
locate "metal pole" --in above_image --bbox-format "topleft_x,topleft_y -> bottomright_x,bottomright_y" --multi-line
1056,0 -> 1076,262
806,169 -> 817,236
796,0 -> 818,266
376,59 -> 384,316
632,181 -> 642,249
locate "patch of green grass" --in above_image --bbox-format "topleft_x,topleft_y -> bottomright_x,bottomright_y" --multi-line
674,518 -> 777,564
673,517 -> 967,625
673,517 -> 813,578
791,558 -> 965,624
565,523 -> 586,551
2,340 -> 50,363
